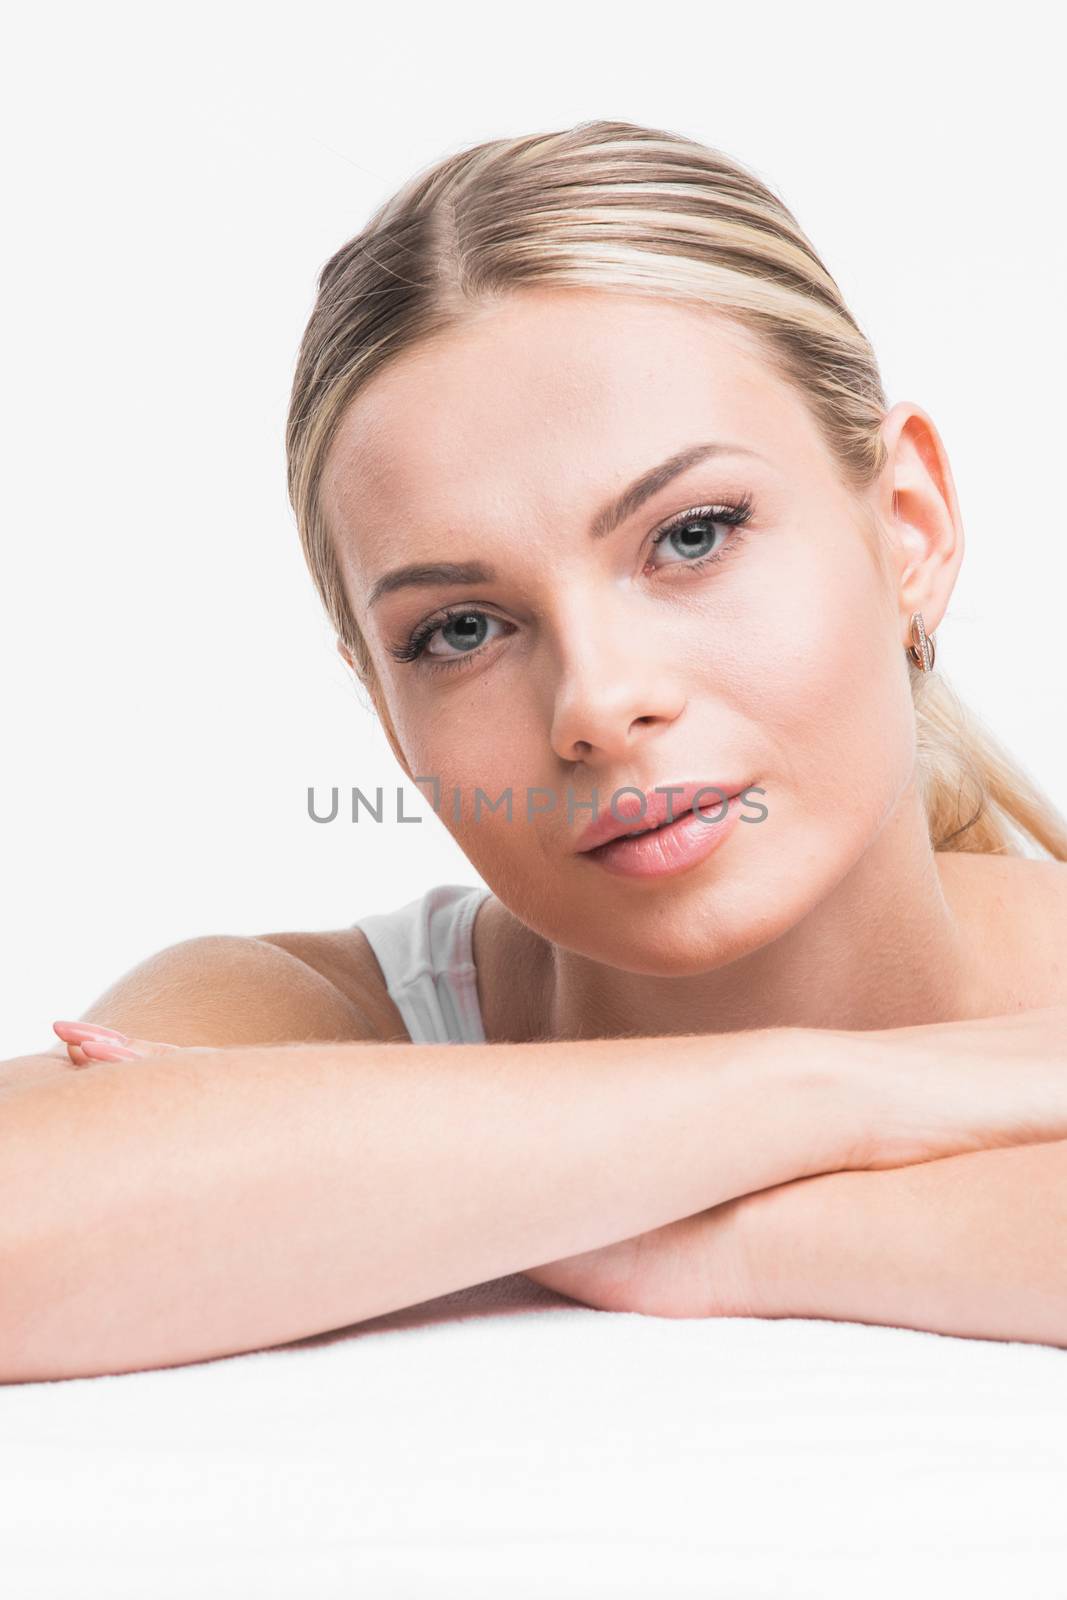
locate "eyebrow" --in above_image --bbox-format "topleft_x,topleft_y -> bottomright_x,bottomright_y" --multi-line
365,440 -> 767,609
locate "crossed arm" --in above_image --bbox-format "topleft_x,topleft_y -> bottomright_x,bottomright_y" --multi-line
749,1138 -> 1067,1346
22,932 -> 1067,1353
525,1137 -> 1067,1349
39,1038 -> 1067,1352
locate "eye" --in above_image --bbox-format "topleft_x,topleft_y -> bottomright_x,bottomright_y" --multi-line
387,608 -> 511,673
646,495 -> 754,573
387,491 -> 756,676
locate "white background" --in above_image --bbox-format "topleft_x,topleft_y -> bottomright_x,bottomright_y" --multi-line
2,0 -> 1063,1055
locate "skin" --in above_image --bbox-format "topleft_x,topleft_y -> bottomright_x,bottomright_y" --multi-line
41,287 -> 1067,1334
314,284 -> 1062,1044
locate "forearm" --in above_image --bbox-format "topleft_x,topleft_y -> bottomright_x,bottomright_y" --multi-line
745,1139 -> 1067,1347
0,1026 -> 861,1383
0,1052 -> 79,1101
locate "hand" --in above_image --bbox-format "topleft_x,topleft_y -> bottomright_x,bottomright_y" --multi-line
854,1001 -> 1067,1170
52,1020 -> 186,1068
524,1192 -> 761,1319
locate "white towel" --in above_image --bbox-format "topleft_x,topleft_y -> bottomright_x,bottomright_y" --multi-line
3,1272 -> 1066,1598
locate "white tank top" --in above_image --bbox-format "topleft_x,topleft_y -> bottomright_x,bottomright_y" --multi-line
352,883 -> 491,1045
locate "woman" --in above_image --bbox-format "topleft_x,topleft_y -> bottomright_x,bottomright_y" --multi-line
8,119 -> 1067,1382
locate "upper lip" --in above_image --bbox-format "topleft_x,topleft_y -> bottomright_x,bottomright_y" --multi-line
574,780 -> 747,853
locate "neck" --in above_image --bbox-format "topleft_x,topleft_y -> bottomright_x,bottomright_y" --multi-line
543,785 -> 985,1041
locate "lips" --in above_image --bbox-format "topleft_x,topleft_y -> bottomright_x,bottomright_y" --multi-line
574,780 -> 747,853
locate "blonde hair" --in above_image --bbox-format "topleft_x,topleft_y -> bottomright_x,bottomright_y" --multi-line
286,118 -> 1067,861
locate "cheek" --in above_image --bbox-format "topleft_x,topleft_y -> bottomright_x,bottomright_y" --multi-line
389,686 -> 495,771
724,544 -> 914,821
391,693 -> 536,839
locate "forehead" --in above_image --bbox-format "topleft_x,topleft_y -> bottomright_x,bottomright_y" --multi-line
321,289 -> 816,556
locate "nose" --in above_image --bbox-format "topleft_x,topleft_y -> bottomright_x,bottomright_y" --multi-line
548,624 -> 686,766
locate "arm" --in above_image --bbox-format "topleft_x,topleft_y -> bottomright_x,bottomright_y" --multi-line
739,1138 -> 1067,1347
0,933 -> 382,1097
0,1025 -> 865,1384
567,1139 -> 1067,1348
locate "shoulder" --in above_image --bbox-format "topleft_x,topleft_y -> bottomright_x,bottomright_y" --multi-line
941,852 -> 1067,1008
965,853 -> 1067,921
1005,855 -> 1067,939
41,929 -> 400,1057
256,925 -> 410,1043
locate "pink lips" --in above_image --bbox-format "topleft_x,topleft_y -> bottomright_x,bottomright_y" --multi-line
574,780 -> 746,854
579,790 -> 746,880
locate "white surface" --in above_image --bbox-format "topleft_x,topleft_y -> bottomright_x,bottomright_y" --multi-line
2,1274 -> 1066,1597
3,7 -> 1066,1590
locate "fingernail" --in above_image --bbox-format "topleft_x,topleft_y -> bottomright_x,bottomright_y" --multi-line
80,1039 -> 139,1060
54,1021 -> 131,1044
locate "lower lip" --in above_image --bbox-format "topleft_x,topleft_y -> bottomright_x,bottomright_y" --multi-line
580,792 -> 745,880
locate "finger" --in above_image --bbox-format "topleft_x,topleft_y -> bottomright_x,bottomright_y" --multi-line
54,1023 -> 209,1064
54,1021 -> 179,1061
80,1039 -> 144,1060
78,1037 -> 184,1061
53,1020 -> 131,1042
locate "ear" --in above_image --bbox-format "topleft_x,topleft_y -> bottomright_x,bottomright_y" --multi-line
873,401 -> 964,648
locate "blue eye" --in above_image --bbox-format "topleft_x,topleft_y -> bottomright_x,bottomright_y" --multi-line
388,608 -> 509,674
648,497 -> 753,571
389,491 -> 755,674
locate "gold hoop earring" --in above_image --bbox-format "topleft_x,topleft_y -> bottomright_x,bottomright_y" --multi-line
906,611 -> 936,672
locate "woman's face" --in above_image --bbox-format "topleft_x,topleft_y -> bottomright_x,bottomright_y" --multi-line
323,288 -> 930,975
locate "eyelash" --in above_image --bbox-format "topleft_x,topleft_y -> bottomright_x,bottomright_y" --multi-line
388,492 -> 755,673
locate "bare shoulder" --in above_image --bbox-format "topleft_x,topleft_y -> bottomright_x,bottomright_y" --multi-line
970,853 -> 1067,918
256,925 -> 410,1043
1005,856 -> 1067,945
941,852 -> 1067,1007
31,929 -> 399,1064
